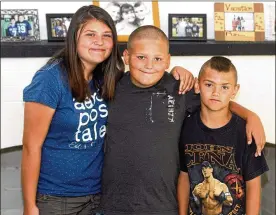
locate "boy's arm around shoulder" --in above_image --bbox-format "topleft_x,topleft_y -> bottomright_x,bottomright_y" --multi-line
169,66 -> 194,94
229,101 -> 266,157
184,89 -> 200,115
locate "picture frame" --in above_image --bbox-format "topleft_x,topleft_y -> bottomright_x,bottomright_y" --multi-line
168,14 -> 207,41
214,2 -> 265,41
1,9 -> 40,42
265,3 -> 275,40
46,13 -> 73,42
92,0 -> 160,42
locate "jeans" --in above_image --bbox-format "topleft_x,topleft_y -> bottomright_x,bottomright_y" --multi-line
36,193 -> 101,215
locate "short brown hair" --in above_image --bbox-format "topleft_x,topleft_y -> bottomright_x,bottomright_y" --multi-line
127,25 -> 169,52
198,56 -> 238,84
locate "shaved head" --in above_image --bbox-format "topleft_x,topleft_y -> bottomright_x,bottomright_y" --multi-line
127,25 -> 169,52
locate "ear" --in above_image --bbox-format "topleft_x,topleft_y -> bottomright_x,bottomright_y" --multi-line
165,54 -> 171,70
194,78 -> 200,94
231,84 -> 240,99
123,49 -> 130,65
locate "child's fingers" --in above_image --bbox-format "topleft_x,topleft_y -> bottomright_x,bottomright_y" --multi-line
179,75 -> 188,94
173,72 -> 180,80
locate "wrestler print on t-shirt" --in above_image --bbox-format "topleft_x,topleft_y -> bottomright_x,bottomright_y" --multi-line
147,91 -> 176,123
185,144 -> 246,215
69,92 -> 108,149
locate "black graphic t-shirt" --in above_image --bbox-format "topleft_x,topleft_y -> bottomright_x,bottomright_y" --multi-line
179,111 -> 269,215
100,72 -> 200,215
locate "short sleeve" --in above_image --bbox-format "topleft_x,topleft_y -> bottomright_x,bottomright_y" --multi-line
179,141 -> 188,172
184,89 -> 200,114
242,140 -> 269,181
23,69 -> 61,109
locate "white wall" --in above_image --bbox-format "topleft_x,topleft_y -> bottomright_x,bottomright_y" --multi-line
1,1 -> 275,148
1,1 -> 275,40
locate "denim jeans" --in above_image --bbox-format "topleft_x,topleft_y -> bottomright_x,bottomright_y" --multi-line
36,193 -> 101,215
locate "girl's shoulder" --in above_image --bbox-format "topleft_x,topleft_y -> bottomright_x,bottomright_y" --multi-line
38,59 -> 66,81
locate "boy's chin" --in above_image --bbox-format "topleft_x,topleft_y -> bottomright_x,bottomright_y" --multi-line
131,73 -> 165,88
131,78 -> 157,88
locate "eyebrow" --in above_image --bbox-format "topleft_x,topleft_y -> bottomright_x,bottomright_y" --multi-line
203,79 -> 231,85
83,30 -> 112,34
134,52 -> 165,56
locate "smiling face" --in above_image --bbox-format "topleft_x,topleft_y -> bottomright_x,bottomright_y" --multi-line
76,19 -> 114,72
11,19 -> 15,25
134,4 -> 147,20
106,4 -> 121,22
123,38 -> 170,88
196,67 -> 239,112
121,7 -> 136,23
19,15 -> 24,22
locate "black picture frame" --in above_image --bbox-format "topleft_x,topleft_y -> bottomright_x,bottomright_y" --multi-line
168,14 -> 207,41
46,13 -> 73,42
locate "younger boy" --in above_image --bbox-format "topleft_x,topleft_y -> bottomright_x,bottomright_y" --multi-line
7,17 -> 18,37
178,56 -> 269,215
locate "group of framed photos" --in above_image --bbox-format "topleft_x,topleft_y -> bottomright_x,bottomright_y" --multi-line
0,1 -> 274,43
1,9 -> 73,42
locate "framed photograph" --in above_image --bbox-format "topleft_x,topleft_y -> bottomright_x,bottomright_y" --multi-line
46,13 -> 73,42
168,14 -> 207,41
92,0 -> 160,42
265,3 -> 275,40
214,3 -> 265,41
1,9 -> 40,42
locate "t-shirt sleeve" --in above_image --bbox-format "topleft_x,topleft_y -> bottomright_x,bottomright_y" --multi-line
184,89 -> 200,114
23,69 -> 61,109
179,140 -> 188,172
242,140 -> 269,181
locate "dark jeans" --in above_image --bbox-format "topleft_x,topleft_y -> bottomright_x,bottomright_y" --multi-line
36,193 -> 101,215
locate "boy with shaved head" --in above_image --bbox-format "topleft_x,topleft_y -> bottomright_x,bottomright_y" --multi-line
100,25 -> 200,215
99,27 -> 266,215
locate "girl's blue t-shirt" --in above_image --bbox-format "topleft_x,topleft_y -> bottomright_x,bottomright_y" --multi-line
23,60 -> 108,196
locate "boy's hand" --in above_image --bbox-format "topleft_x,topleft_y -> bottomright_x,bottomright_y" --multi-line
170,66 -> 194,94
246,113 -> 266,157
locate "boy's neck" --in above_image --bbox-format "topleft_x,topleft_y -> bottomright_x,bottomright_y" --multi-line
200,105 -> 232,129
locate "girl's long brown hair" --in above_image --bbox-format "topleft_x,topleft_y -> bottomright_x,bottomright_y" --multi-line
48,5 -> 124,102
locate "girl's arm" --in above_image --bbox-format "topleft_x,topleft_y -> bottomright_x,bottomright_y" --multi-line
246,176 -> 261,215
22,102 -> 55,215
178,171 -> 190,215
